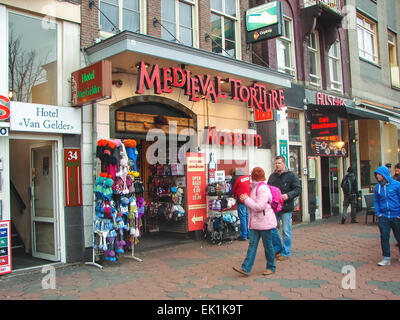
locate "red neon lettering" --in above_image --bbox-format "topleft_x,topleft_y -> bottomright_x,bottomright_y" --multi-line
229,78 -> 241,100
0,95 -> 10,121
136,62 -> 162,94
162,67 -> 173,93
172,67 -> 186,87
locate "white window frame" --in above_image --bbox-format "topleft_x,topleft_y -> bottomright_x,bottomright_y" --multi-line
357,13 -> 378,64
99,0 -> 146,39
328,40 -> 343,93
210,0 -> 240,59
276,17 -> 296,77
161,0 -> 198,47
308,30 -> 321,88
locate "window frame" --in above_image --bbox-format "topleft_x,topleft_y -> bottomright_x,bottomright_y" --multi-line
276,16 -> 296,77
99,0 -> 146,38
210,0 -> 240,59
161,0 -> 198,47
357,13 -> 379,64
308,30 -> 321,88
328,40 -> 343,93
388,30 -> 400,88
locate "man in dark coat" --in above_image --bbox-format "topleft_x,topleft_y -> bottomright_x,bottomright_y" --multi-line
340,167 -> 359,224
267,156 -> 302,261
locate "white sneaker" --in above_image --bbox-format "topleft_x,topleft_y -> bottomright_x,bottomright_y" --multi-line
377,259 -> 391,266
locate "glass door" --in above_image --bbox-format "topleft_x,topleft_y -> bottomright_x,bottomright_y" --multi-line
30,144 -> 59,261
328,157 -> 340,216
289,145 -> 302,223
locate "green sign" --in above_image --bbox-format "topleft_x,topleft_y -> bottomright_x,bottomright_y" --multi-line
279,139 -> 288,166
246,1 -> 283,43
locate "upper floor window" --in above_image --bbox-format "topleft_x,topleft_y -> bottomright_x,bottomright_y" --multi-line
388,30 -> 400,88
328,40 -> 342,92
8,11 -> 57,105
161,0 -> 196,46
357,13 -> 378,64
100,0 -> 141,34
308,31 -> 321,87
276,17 -> 296,76
210,0 -> 238,58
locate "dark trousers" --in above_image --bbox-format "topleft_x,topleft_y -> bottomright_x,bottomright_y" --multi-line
342,194 -> 356,221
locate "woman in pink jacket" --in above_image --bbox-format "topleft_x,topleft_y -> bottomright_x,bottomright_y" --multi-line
232,167 -> 277,276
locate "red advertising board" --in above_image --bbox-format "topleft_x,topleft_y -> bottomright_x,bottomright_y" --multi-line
254,108 -> 273,122
64,148 -> 83,206
186,153 -> 207,232
0,220 -> 12,275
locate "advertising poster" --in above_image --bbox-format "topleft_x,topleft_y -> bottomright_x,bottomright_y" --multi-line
186,153 -> 207,232
0,221 -> 12,275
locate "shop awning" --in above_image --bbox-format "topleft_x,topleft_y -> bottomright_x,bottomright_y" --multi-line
84,31 -> 292,89
307,104 -> 390,122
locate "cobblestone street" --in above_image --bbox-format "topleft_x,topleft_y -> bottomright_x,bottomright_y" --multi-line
1,213 -> 400,301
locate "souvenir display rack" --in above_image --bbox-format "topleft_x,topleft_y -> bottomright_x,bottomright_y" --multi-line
204,178 -> 240,245
86,138 -> 145,268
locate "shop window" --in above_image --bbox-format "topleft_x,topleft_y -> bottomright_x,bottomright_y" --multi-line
357,13 -> 378,64
8,12 -> 57,105
288,111 -> 301,142
388,30 -> 400,88
99,0 -> 143,35
161,0 -> 196,46
308,31 -> 321,87
277,17 -> 296,76
328,40 -> 343,93
210,0 -> 238,58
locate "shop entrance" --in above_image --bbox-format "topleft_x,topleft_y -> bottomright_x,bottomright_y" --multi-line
10,138 -> 60,270
321,157 -> 340,218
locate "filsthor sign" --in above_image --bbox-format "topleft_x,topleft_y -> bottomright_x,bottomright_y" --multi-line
136,61 -> 285,112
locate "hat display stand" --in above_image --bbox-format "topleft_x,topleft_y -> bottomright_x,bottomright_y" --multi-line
86,139 -> 144,268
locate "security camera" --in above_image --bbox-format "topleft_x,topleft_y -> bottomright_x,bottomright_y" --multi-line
112,79 -> 123,88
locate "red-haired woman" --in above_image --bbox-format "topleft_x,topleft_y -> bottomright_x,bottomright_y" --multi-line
232,167 -> 277,276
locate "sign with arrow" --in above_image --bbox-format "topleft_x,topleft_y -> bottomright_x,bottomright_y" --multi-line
186,153 -> 207,232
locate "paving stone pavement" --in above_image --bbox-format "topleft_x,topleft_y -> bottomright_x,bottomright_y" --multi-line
1,213 -> 400,301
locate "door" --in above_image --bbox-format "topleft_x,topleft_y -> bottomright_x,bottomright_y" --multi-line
289,145 -> 302,223
30,144 -> 59,261
321,157 -> 340,218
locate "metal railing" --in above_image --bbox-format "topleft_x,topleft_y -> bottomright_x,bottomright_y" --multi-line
304,0 -> 340,11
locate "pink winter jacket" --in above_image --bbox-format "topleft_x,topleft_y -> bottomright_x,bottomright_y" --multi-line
244,181 -> 277,231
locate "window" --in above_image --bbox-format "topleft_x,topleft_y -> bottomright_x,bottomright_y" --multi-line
210,0 -> 238,58
308,31 -> 321,87
328,40 -> 343,92
357,14 -> 378,63
388,30 -> 400,88
276,18 -> 296,76
8,12 -> 57,105
100,0 -> 141,34
161,0 -> 195,46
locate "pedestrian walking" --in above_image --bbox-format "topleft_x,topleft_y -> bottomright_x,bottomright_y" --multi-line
373,165 -> 400,266
392,163 -> 400,182
230,168 -> 250,241
267,156 -> 301,261
340,167 -> 359,224
232,167 -> 277,276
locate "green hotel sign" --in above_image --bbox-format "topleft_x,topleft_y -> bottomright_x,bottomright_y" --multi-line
246,1 -> 283,43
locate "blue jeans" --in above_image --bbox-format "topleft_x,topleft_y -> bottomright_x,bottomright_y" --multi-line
272,212 -> 292,257
237,204 -> 249,240
242,229 -> 275,273
378,216 -> 400,258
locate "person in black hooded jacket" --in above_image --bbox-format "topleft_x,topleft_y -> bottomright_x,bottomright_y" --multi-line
340,167 -> 359,224
267,156 -> 301,260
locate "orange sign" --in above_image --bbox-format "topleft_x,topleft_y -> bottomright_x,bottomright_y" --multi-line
186,153 -> 207,232
71,60 -> 112,106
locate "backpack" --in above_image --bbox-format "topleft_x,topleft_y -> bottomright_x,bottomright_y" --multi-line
341,175 -> 352,195
256,182 -> 283,213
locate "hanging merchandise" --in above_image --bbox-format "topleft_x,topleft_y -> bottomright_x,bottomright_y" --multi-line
86,138 -> 145,268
